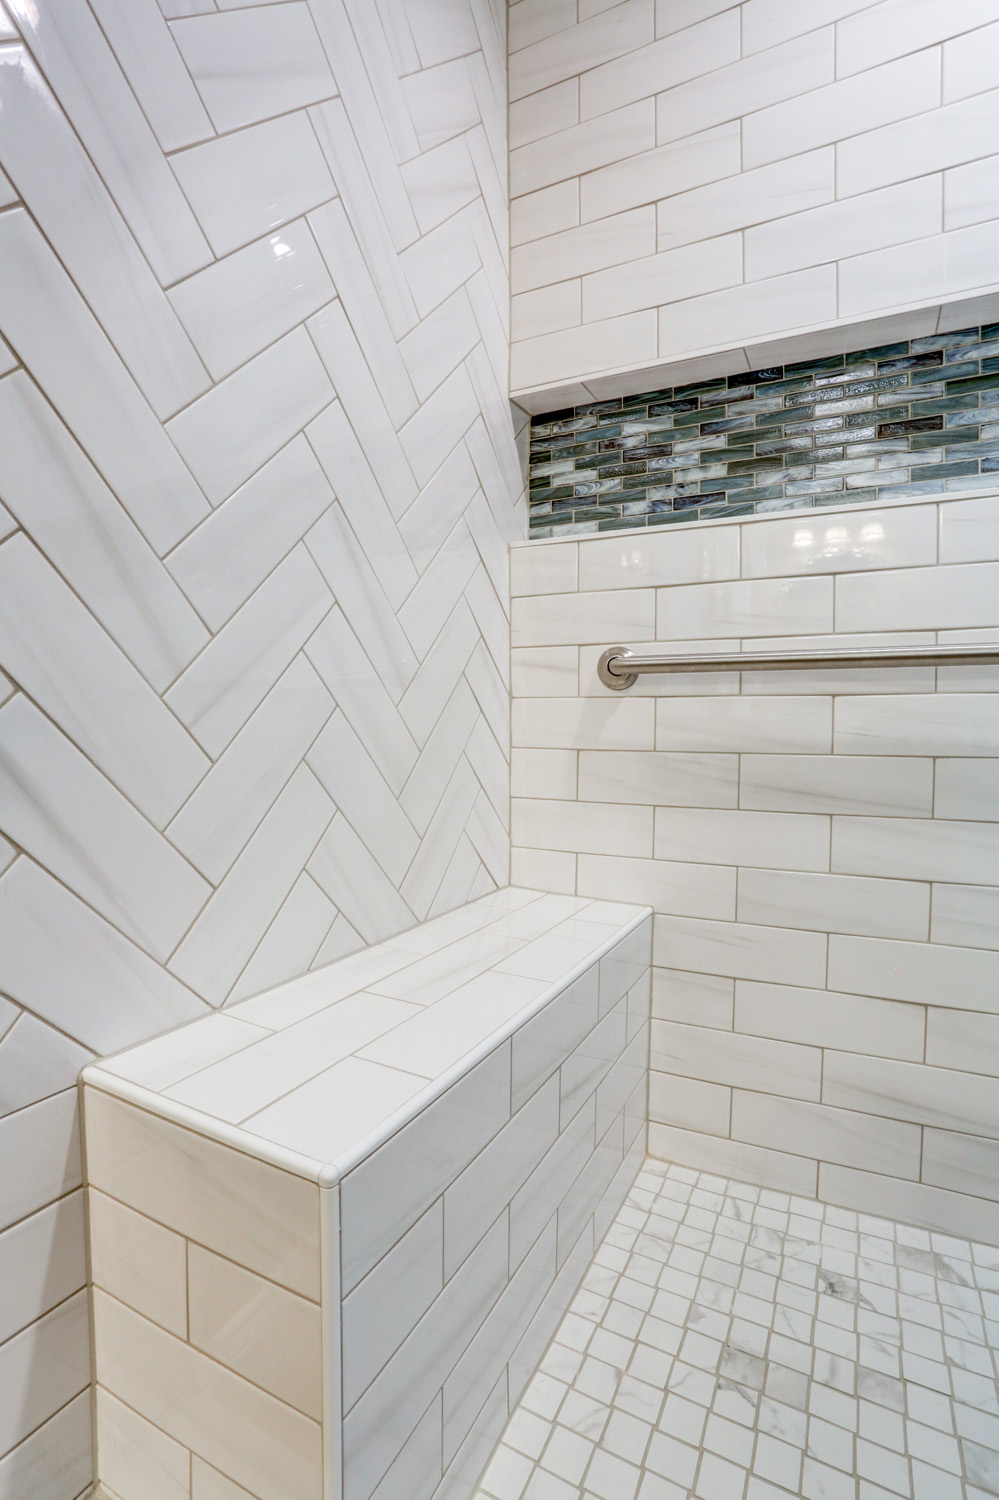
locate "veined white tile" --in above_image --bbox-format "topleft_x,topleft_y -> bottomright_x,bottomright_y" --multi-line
89,1188 -> 187,1336
0,1013 -> 91,1117
170,112 -> 335,258
931,882 -> 999,949
740,753 -> 934,816
934,758 -> 999,820
513,797 -> 653,858
168,765 -> 334,1006
511,179 -> 580,248
93,1290 -> 322,1500
398,364 -> 480,490
88,0 -> 213,151
738,867 -> 928,941
0,374 -> 208,692
731,1092 -> 921,1179
655,807 -> 830,872
513,588 -> 656,647
166,545 -> 332,758
658,266 -> 837,365
400,132 -> 480,236
307,815 -> 416,945
657,575 -> 834,640
0,859 -> 207,1054
342,1203 -> 443,1411
0,697 -> 210,961
742,502 -> 938,577
512,279 -> 581,341
650,1069 -> 729,1136
401,55 -> 480,152
509,1095 -> 595,1268
171,5 -> 335,133
245,1054 -> 426,1165
400,205 -> 483,322
653,1018 -> 821,1101
654,914 -> 827,987
832,815 -> 999,885
509,0 -> 653,101
510,541 -> 578,598
835,693 -> 999,757
398,286 -> 480,407
578,749 -> 738,808
580,120 -> 740,224
512,97 -> 654,199
229,873 -> 336,1004
736,978 -> 924,1061
578,852 -> 734,919
97,1387 -> 191,1500
939,495 -> 999,562
927,1006 -> 999,1072
512,646 -> 579,697
100,1013 -> 268,1094
6,0 -> 212,281
509,0 -> 576,53
828,933 -> 999,1012
578,523 -> 739,591
165,327 -> 332,505
658,148 -> 833,256
945,152 -> 999,230
168,222 -> 334,383
166,438 -> 335,631
188,1243 -> 322,1417
0,1089 -> 80,1233
511,749 -> 577,801
0,1291 -> 89,1458
0,47 -> 211,420
512,206 -> 656,295
838,0 -> 998,76
823,1047 -> 999,1139
0,1193 -> 85,1346
307,711 -> 419,885
0,533 -> 209,828
85,1086 -> 320,1295
398,442 -> 480,570
515,696 -> 655,751
0,210 -> 209,556
656,697 -> 832,753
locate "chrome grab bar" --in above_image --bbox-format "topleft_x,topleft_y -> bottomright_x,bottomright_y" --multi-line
597,643 -> 999,690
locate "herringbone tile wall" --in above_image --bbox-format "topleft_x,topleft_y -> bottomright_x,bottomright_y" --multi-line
0,2 -> 525,1491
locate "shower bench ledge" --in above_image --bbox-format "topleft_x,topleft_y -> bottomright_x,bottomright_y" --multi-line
82,886 -> 652,1500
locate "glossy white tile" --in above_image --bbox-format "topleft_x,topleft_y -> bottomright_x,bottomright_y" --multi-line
0,1192 -> 85,1346
97,1386 -> 191,1500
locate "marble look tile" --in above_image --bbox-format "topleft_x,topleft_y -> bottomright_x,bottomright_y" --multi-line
0,1290 -> 90,1456
245,1054 -> 426,1165
0,1191 -> 85,1346
0,1089 -> 80,1233
97,1386 -> 191,1500
89,1188 -> 187,1337
171,5 -> 335,133
0,1012 -> 92,1117
88,0 -> 213,151
170,112 -> 335,258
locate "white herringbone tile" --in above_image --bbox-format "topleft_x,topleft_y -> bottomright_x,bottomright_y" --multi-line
0,0 -> 524,1482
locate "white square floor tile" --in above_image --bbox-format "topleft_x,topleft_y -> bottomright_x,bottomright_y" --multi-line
475,1155 -> 999,1500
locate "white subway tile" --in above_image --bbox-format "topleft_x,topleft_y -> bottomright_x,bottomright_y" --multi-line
516,696 -> 655,751
512,309 -> 659,389
0,1090 -> 80,1234
649,1122 -> 817,1196
823,1048 -> 999,1138
742,49 -> 939,168
513,797 -> 653,858
657,697 -> 832,753
837,87 -> 999,198
579,749 -> 738,807
512,206 -> 655,294
511,541 -> 578,598
922,1128 -> 999,1205
511,179 -> 580,247
0,1012 -> 91,1117
89,1189 -> 187,1338
7,0 -> 211,282
170,112 -> 335,258
659,267 -> 838,363
87,0 -> 212,151
746,175 -> 942,283
97,1387 -> 191,1500
649,1070 -> 729,1135
509,77 -> 578,150
742,0 -> 888,53
836,693 -> 999,757
653,1019 -> 821,1100
580,9 -> 741,120
171,6 -> 334,133
661,806 -> 830,873
944,16 -> 999,101
577,852 -> 735,919
734,1091 -> 922,1178
657,576 -> 834,640
93,1290 -> 322,1500
512,281 -> 582,341
742,502 -> 937,577
839,218 -> 999,318
832,815 -> 999,885
579,521 -> 740,592
511,749 -> 578,801
736,979 -> 924,1060
944,153 -> 999,230
511,98 -> 654,198
939,496 -> 999,562
0,1193 -> 85,1347
837,0 -> 999,77
659,149 -> 834,253
657,28 -> 835,143
655,0 -> 737,36
0,1292 -> 89,1458
581,121 -> 741,223
511,647 -> 579,698
931,882 -> 999,948
653,967 -> 733,1030
828,933 -> 999,1010
513,588 -> 655,647
509,0 -> 577,55
654,914 -> 827,986
820,1163 -> 999,1244
583,234 -> 742,321
836,560 -> 999,631
737,867 -> 928,940
934,759 -> 999,820
509,0 -> 654,102
927,1007 -> 999,1071
511,846 -> 577,894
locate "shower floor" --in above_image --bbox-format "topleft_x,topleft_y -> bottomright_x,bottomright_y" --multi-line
473,1157 -> 999,1500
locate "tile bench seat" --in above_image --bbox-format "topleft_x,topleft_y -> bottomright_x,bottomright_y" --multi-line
82,887 -> 653,1500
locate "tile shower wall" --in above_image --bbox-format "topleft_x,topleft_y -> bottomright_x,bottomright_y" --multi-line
528,322 -> 999,536
508,0 -> 999,402
510,490 -> 999,1245
0,2 -> 523,1495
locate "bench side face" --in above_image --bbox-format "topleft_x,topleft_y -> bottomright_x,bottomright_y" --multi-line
336,915 -> 653,1500
84,1084 -> 325,1500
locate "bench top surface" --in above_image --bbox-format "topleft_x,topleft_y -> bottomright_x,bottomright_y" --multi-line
83,887 -> 651,1183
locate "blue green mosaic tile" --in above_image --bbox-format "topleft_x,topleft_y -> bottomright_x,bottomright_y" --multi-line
527,324 -> 999,538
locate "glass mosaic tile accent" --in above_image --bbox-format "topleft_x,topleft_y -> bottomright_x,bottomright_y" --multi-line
527,324 -> 999,538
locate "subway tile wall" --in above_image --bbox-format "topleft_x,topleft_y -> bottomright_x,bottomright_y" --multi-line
0,2 -> 522,1494
508,0 -> 999,404
510,489 -> 999,1243
528,323 -> 999,537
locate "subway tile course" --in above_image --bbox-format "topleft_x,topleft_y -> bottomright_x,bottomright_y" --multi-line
475,1156 -> 999,1500
527,324 -> 999,537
